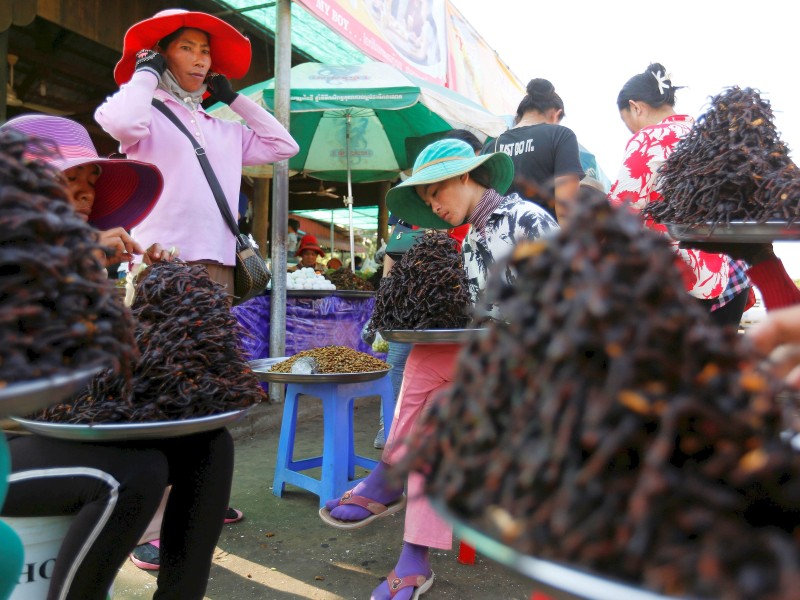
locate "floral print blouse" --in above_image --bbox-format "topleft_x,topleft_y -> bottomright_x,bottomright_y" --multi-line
608,114 -> 730,299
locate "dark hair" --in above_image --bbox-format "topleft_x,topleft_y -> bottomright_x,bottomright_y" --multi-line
288,218 -> 300,232
616,63 -> 681,111
467,164 -> 492,188
514,78 -> 565,125
443,129 -> 482,153
158,27 -> 209,50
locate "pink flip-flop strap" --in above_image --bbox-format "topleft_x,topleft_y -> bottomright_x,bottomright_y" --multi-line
338,490 -> 388,515
386,570 -> 428,598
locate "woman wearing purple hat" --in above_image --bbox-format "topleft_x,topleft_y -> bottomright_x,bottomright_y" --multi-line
0,114 -> 173,267
0,125 -> 233,600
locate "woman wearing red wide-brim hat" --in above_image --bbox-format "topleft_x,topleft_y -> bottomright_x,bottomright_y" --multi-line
94,8 -> 298,595
96,8 -> 298,294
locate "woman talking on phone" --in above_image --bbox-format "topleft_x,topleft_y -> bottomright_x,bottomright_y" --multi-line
94,8 -> 298,572
95,8 -> 298,297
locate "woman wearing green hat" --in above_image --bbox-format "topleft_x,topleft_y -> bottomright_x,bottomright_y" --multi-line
319,138 -> 558,600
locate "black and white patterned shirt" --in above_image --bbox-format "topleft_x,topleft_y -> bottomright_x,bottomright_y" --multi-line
464,192 -> 559,303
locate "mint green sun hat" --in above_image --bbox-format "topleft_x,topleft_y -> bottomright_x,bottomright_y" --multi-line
386,138 -> 514,229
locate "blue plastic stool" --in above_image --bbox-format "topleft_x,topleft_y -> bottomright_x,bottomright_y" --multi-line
272,374 -> 394,508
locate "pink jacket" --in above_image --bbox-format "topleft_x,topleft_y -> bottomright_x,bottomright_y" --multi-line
95,71 -> 298,265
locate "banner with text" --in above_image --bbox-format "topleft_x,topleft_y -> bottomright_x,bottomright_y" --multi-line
294,0 -> 449,84
445,2 -> 523,116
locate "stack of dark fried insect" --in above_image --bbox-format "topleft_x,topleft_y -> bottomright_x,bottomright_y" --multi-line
325,267 -> 374,291
645,86 -> 800,227
36,262 -> 265,423
0,129 -> 137,385
368,230 -> 471,335
402,199 -> 800,599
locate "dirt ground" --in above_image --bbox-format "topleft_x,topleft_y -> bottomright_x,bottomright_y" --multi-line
111,398 -> 534,599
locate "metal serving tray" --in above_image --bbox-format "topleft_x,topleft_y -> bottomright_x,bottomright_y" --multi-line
666,221 -> 800,243
333,289 -> 375,298
11,409 -> 249,441
0,367 -> 103,418
249,357 -> 391,384
264,289 -> 374,299
380,328 -> 487,344
265,289 -> 334,298
432,500 -> 676,600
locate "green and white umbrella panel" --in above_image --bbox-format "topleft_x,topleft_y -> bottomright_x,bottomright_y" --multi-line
210,62 -> 508,263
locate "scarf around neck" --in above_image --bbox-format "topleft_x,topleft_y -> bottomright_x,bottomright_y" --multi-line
158,70 -> 207,110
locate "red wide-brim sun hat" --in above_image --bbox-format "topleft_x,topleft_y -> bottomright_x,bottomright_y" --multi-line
1,114 -> 164,231
296,234 -> 325,257
114,9 -> 252,86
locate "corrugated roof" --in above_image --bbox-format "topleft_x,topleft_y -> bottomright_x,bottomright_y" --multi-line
212,0 -> 371,65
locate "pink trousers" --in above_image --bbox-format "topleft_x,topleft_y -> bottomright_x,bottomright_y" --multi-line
383,343 -> 459,550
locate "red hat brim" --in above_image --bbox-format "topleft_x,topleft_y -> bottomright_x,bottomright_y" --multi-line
114,9 -> 251,86
296,244 -> 325,258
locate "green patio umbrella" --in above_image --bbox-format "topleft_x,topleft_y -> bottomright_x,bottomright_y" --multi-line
209,61 -> 508,265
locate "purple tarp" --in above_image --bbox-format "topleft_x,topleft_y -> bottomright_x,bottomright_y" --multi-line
233,294 -> 385,361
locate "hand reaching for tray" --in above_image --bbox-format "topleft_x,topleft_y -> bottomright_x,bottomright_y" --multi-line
748,304 -> 800,389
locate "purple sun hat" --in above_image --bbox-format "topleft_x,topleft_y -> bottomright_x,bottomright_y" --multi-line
1,114 -> 163,230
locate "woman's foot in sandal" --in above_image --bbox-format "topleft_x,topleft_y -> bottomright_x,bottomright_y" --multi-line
323,461 -> 403,522
371,543 -> 433,600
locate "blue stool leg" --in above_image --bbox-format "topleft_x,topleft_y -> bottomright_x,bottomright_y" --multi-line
347,392 -> 357,479
320,383 -> 351,507
272,383 -> 296,498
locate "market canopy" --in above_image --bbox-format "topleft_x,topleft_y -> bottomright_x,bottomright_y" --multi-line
291,214 -> 366,253
292,207 -> 379,233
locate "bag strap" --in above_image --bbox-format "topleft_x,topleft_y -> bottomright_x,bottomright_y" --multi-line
151,99 -> 240,238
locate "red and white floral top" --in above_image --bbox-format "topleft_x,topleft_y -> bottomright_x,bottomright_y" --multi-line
608,114 -> 729,299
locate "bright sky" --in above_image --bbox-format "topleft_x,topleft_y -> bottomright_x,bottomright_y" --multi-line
451,0 -> 800,275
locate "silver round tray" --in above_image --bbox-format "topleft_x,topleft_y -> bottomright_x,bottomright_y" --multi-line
249,357 -> 391,383
334,289 -> 375,298
666,221 -> 800,243
266,289 -> 334,298
432,499 -> 674,600
10,409 -> 249,441
0,367 -> 103,418
380,328 -> 487,344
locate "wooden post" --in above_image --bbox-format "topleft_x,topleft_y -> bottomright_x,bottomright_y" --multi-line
0,29 -> 8,123
377,181 -> 391,247
252,177 -> 270,258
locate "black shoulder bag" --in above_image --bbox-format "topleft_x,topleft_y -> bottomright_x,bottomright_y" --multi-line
152,99 -> 270,304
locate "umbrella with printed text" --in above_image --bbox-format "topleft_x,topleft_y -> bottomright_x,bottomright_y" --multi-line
209,61 -> 508,266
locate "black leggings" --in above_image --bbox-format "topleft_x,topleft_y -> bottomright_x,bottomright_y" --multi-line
701,287 -> 752,328
3,428 -> 233,600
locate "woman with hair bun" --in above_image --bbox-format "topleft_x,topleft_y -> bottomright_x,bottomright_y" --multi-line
609,63 -> 752,327
483,78 -> 584,225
